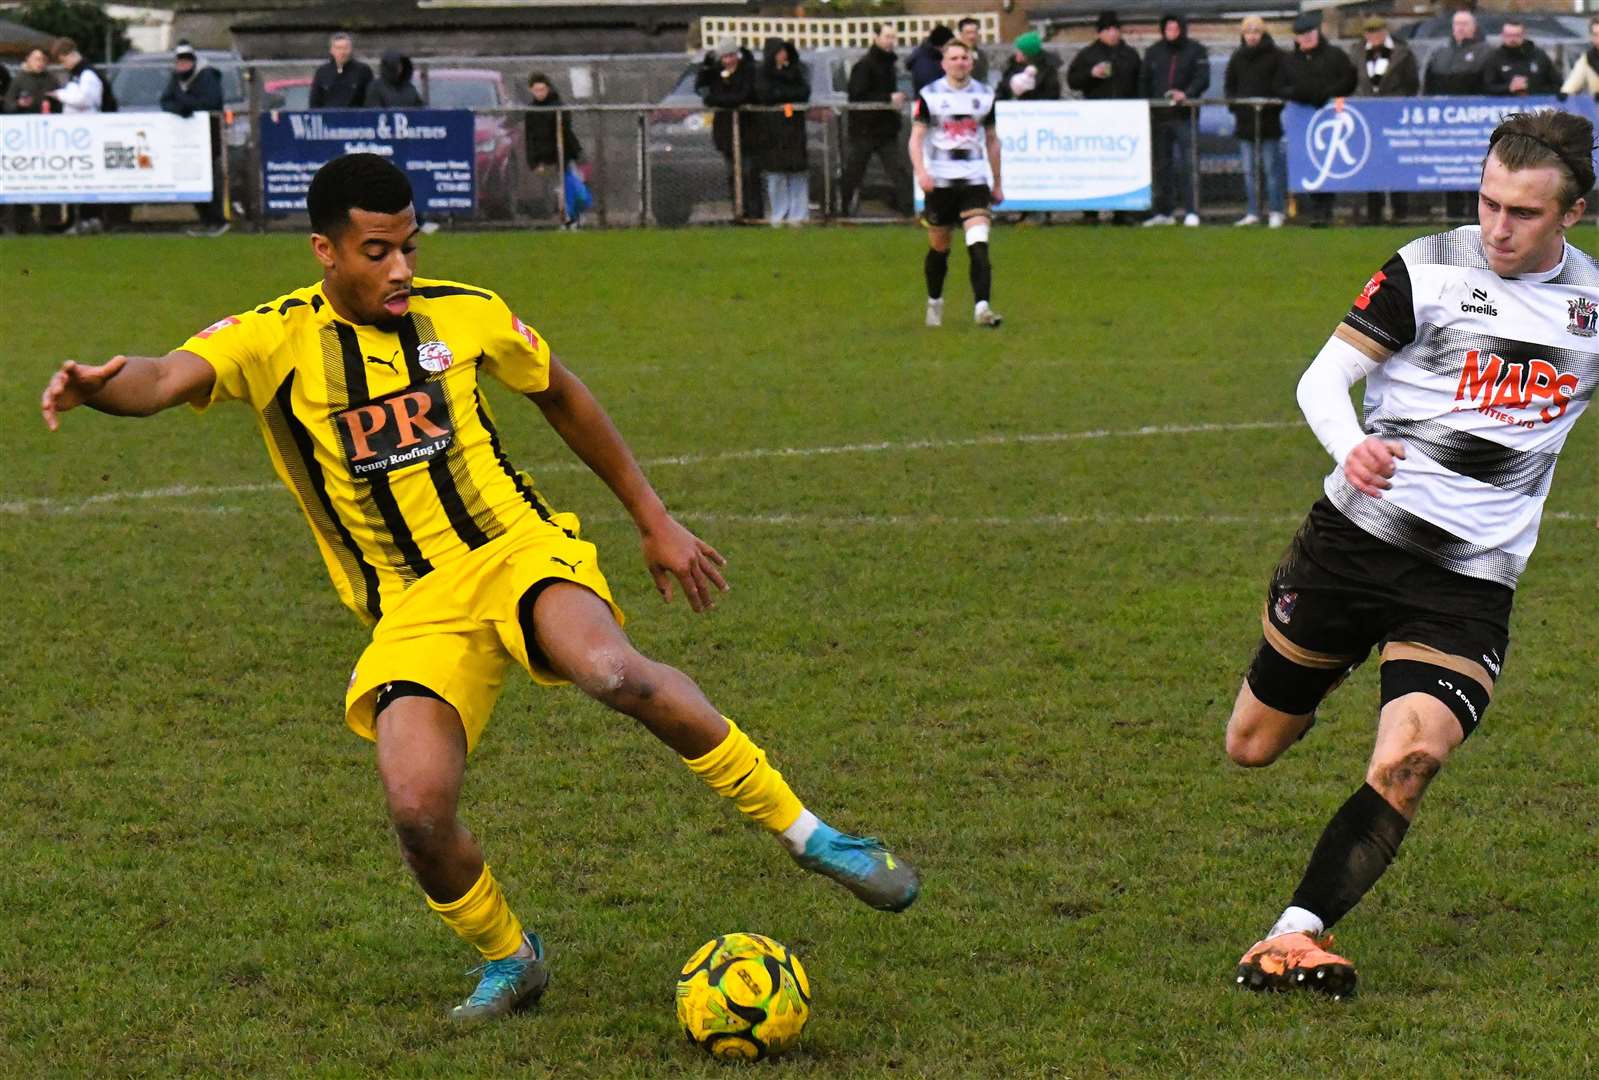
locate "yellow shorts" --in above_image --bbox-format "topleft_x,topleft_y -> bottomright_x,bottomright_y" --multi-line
344,511 -> 624,753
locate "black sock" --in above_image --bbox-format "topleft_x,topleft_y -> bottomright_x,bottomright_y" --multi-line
968,241 -> 992,304
1289,782 -> 1410,930
924,248 -> 949,300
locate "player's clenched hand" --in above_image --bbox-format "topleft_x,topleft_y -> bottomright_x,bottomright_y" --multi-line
916,172 -> 935,194
641,516 -> 728,613
1343,435 -> 1406,498
40,356 -> 127,431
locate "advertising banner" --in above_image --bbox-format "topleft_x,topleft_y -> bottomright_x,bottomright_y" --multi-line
260,109 -> 475,216
1285,96 -> 1599,194
0,112 -> 213,204
995,99 -> 1152,211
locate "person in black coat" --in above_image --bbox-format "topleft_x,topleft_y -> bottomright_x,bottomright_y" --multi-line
696,39 -> 763,219
1225,17 -> 1287,227
364,50 -> 423,108
1350,17 -> 1419,224
1139,12 -> 1209,225
524,73 -> 585,225
309,32 -> 373,109
1066,11 -> 1141,101
841,24 -> 911,217
907,26 -> 954,93
160,42 -> 227,232
1482,20 -> 1559,97
757,39 -> 810,225
1283,14 -> 1356,225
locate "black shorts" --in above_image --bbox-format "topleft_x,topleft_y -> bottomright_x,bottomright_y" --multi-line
1247,498 -> 1511,724
923,182 -> 993,229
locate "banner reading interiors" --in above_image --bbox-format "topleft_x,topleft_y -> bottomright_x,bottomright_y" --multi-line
996,99 -> 1151,211
261,109 -> 474,216
0,112 -> 213,204
1285,96 -> 1599,194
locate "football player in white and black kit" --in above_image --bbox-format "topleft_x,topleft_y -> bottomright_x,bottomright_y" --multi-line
1225,110 -> 1599,998
908,40 -> 1004,328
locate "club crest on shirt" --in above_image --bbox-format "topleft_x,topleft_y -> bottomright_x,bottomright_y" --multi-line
1566,297 -> 1597,337
1273,591 -> 1298,625
418,340 -> 454,372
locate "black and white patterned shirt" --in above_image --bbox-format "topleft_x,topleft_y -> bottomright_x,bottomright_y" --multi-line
911,76 -> 996,186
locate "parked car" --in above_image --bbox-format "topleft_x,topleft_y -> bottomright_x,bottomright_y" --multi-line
648,47 -> 916,226
262,68 -> 516,219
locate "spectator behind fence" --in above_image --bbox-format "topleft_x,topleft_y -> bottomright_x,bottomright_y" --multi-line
1068,11 -> 1142,224
3,47 -> 62,234
1283,13 -> 1355,226
956,18 -> 990,84
1225,15 -> 1287,229
1483,19 -> 1558,98
998,32 -> 1061,102
908,26 -> 955,93
1140,12 -> 1209,227
758,38 -> 810,227
1561,17 -> 1599,101
1351,16 -> 1417,225
1424,9 -> 1487,221
1067,12 -> 1141,101
696,38 -> 763,220
365,50 -> 423,108
0,59 -> 9,103
4,46 -> 57,114
841,23 -> 910,217
49,38 -> 112,235
309,32 -> 373,108
160,41 -> 228,236
525,74 -> 588,228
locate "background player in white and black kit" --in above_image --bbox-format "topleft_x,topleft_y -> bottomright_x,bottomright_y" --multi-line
1224,110 -> 1598,998
908,40 -> 1004,329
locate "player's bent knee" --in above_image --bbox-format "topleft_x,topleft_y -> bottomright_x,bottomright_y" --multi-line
569,644 -> 657,708
388,798 -> 454,855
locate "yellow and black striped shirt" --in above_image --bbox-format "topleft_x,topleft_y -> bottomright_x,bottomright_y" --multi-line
183,277 -> 558,624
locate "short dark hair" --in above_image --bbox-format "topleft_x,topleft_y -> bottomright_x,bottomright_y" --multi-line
1487,110 -> 1596,209
51,37 -> 78,62
307,153 -> 413,235
957,17 -> 979,31
527,70 -> 550,87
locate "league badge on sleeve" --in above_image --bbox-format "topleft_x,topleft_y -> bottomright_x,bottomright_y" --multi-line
512,314 -> 541,351
195,316 -> 240,339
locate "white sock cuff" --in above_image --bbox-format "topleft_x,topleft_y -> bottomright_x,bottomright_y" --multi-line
1267,905 -> 1325,940
779,808 -> 821,855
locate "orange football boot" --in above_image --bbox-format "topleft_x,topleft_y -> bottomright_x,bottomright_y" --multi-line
1235,931 -> 1357,999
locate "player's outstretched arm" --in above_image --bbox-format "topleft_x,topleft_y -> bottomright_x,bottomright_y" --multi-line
40,350 -> 216,431
528,357 -> 728,612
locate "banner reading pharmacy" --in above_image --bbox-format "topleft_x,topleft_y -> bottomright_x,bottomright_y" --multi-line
995,99 -> 1151,211
0,112 -> 213,204
260,109 -> 474,216
1285,95 -> 1599,194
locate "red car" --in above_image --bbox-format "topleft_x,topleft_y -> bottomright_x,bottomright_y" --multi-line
265,67 -> 515,218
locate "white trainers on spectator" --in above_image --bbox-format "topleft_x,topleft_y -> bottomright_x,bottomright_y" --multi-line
925,298 -> 943,327
1268,212 -> 1285,229
1234,214 -> 1260,227
1183,213 -> 1201,227
1142,214 -> 1175,227
974,301 -> 1003,329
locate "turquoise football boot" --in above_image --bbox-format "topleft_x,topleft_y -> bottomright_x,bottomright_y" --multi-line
450,931 -> 550,1023
794,824 -> 920,912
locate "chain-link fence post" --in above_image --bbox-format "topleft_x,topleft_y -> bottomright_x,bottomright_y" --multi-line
1188,100 -> 1201,219
731,108 -> 743,221
246,64 -> 264,229
554,108 -> 568,224
636,110 -> 649,227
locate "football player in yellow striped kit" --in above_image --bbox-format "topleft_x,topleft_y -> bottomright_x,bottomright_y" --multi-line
40,153 -> 919,1022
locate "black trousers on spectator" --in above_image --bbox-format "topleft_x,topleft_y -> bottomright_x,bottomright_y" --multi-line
724,154 -> 763,220
840,132 -> 911,216
1150,119 -> 1197,217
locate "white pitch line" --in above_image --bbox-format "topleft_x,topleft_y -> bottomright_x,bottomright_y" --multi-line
4,419 -> 1299,516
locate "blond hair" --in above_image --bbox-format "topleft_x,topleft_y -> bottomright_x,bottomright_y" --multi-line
1241,16 -> 1266,34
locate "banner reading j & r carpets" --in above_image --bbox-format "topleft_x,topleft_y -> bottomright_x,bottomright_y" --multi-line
995,99 -> 1152,211
0,112 -> 214,204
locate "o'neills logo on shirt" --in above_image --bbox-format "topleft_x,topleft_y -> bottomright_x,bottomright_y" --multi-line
1453,349 -> 1578,427
335,381 -> 453,476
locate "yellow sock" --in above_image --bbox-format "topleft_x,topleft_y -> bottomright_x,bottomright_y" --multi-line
427,863 -> 525,961
682,717 -> 804,834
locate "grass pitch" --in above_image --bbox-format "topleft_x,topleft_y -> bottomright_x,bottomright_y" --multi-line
3,224 -> 1597,1078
